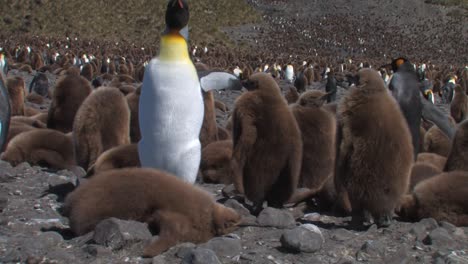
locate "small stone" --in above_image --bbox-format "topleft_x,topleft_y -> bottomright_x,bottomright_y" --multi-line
423,228 -> 456,248
221,184 -> 240,198
336,255 -> 358,264
256,207 -> 295,228
410,223 -> 429,241
15,162 -> 32,171
199,237 -> 242,257
240,253 -> 256,261
175,243 -> 197,259
152,255 -> 169,264
83,244 -> 112,257
34,204 -> 41,209
331,228 -> 356,241
224,199 -> 251,217
13,190 -> 22,196
38,231 -> 63,247
93,218 -> 152,250
453,228 -> 466,239
419,218 -> 439,231
356,240 -> 385,261
384,247 -> 411,264
302,212 -> 321,222
439,221 -> 457,233
280,225 -> 323,253
182,248 -> 221,264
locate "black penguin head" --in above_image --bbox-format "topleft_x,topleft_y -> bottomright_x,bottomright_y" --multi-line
166,0 -> 189,31
391,57 -> 408,73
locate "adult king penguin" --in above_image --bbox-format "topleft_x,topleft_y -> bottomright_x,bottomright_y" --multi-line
0,75 -> 11,152
138,0 -> 241,184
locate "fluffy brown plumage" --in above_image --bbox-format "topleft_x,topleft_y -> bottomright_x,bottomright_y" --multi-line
73,87 -> 130,171
416,152 -> 447,171
63,168 -> 241,257
1,129 -> 75,170
408,162 -> 442,191
231,72 -> 302,212
398,171 -> 468,226
200,140 -> 233,184
450,85 -> 467,123
47,73 -> 92,133
423,125 -> 451,157
335,68 -> 413,228
6,76 -> 25,116
86,143 -> 140,177
290,90 -> 336,195
444,119 -> 468,172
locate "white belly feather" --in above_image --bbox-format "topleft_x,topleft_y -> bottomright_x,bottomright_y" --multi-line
138,58 -> 203,183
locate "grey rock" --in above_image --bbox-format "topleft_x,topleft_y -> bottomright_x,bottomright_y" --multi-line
384,247 -> 412,264
336,255 -> 358,264
224,199 -> 251,217
15,162 -> 32,171
280,225 -> 323,253
221,184 -> 239,198
331,228 -> 357,242
58,166 -> 86,178
419,218 -> 439,231
0,159 -> 13,169
48,174 -> 76,188
37,231 -> 63,247
410,223 -> 429,241
175,243 -> 197,259
432,250 -> 468,264
71,231 -> 94,246
182,248 -> 221,264
83,244 -> 113,257
356,240 -> 386,261
152,255 -> 169,264
256,207 -> 295,228
0,194 -> 8,212
199,236 -> 242,257
423,228 -> 456,248
45,250 -> 78,263
240,253 -> 256,261
440,221 -> 457,233
93,218 -> 152,250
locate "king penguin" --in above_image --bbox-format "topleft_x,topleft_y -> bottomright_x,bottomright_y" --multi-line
138,0 -> 241,184
0,75 -> 11,152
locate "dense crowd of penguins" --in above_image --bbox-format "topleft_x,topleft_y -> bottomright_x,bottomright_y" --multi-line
0,0 -> 467,258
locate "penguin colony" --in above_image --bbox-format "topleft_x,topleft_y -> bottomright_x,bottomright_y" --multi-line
0,0 -> 467,259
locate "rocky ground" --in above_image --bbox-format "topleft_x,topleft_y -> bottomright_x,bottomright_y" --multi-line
1,148 -> 468,264
1,68 -> 467,264
0,0 -> 467,263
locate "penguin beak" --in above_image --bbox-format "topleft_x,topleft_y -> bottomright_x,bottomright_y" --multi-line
178,0 -> 184,8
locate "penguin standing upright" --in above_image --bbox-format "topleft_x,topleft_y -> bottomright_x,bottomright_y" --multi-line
138,0 -> 241,184
285,64 -> 294,83
138,0 -> 201,184
0,75 -> 11,152
0,52 -> 8,76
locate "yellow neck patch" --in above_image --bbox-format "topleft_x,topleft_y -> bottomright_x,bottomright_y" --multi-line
159,33 -> 190,62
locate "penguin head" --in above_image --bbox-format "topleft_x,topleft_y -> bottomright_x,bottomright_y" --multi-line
391,57 -> 408,72
166,0 -> 189,31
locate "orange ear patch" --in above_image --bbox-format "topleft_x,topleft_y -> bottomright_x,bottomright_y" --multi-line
395,58 -> 405,68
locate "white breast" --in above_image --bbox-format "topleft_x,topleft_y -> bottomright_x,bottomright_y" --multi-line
138,58 -> 204,183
